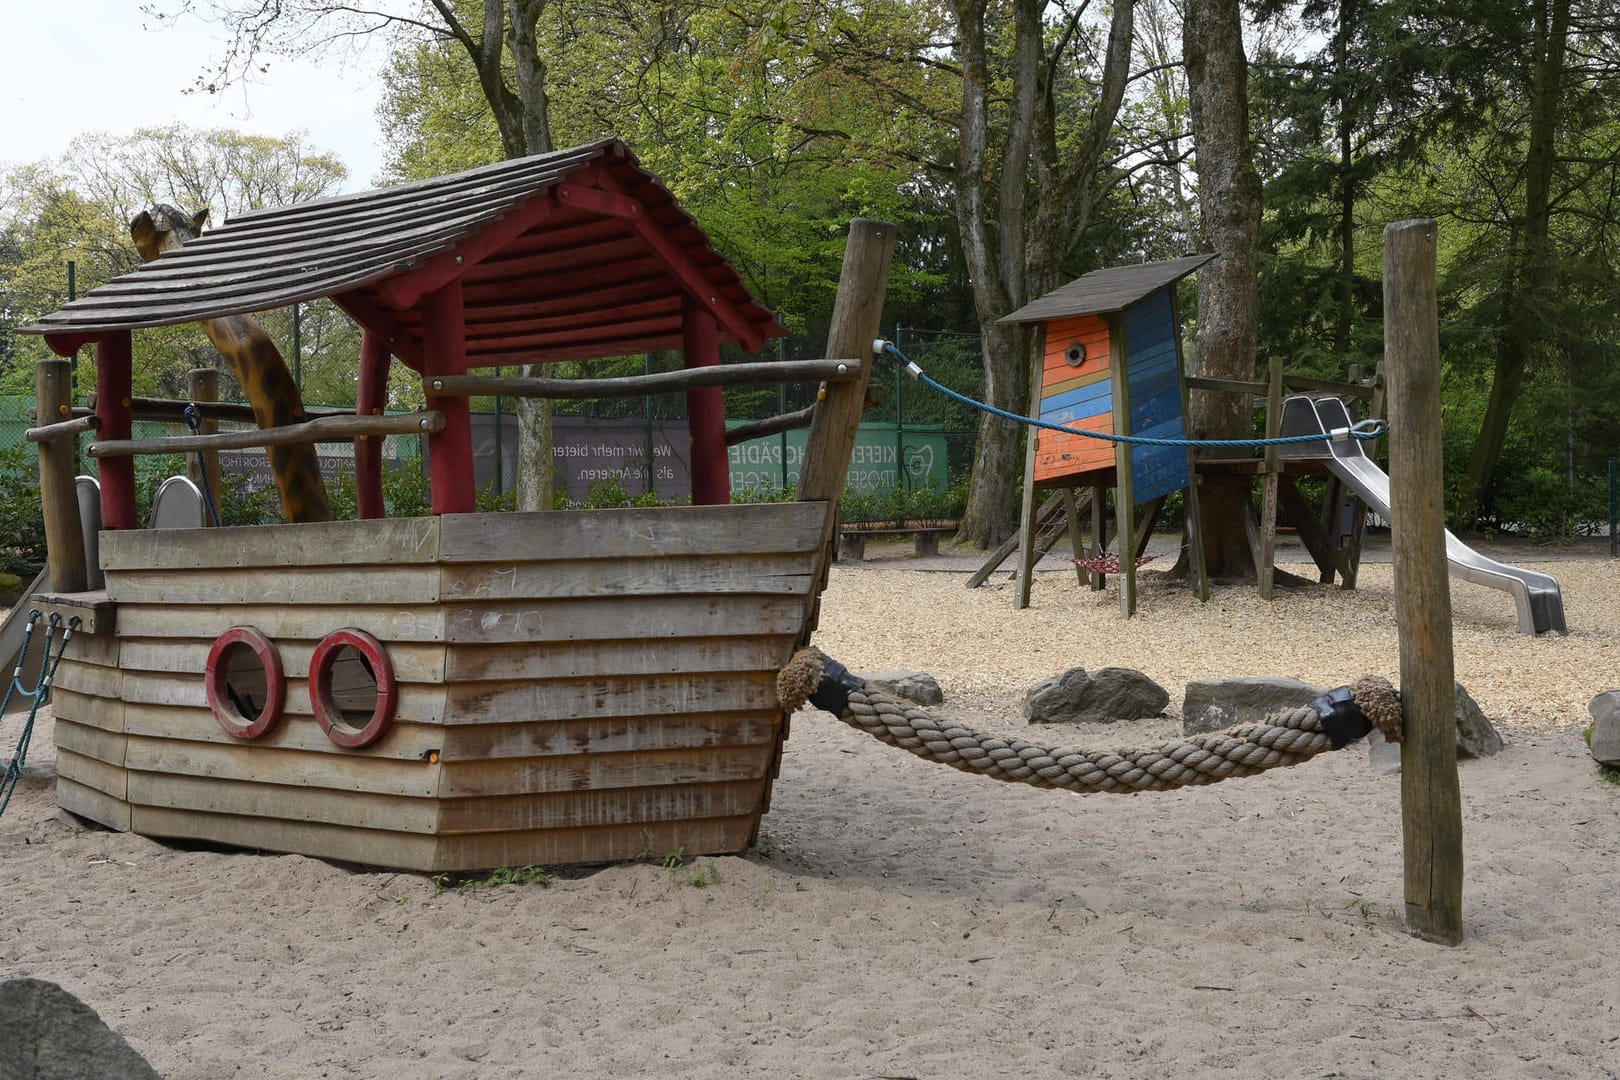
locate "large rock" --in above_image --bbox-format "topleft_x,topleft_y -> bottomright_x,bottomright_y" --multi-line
1366,682 -> 1505,774
0,978 -> 161,1080
1024,667 -> 1168,725
1181,676 -> 1327,735
1588,690 -> 1620,766
862,670 -> 944,706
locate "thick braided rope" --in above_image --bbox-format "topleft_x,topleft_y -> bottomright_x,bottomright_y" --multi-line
838,686 -> 1332,793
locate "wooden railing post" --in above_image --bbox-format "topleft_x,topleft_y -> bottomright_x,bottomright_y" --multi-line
798,219 -> 897,635
1385,218 -> 1464,946
35,359 -> 88,592
186,368 -> 222,523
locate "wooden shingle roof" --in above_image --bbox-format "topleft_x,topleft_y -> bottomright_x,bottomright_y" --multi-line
999,254 -> 1215,324
22,139 -> 784,366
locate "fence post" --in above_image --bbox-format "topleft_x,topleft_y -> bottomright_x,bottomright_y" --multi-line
186,368 -> 221,523
1384,218 -> 1464,946
35,359 -> 88,592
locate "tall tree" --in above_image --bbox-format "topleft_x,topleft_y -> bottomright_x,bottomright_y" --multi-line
153,0 -> 569,509
1460,0 -> 1570,520
0,127 -> 348,398
1182,0 -> 1264,580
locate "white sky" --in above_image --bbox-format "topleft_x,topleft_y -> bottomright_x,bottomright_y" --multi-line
1,0 -> 390,191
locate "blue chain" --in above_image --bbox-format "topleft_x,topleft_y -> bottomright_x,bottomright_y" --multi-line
878,340 -> 1384,449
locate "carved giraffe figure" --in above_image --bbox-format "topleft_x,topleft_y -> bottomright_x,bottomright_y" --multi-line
131,205 -> 332,523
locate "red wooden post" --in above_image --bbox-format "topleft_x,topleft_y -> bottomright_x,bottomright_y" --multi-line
96,332 -> 138,530
356,332 -> 389,519
421,283 -> 476,515
684,298 -> 730,505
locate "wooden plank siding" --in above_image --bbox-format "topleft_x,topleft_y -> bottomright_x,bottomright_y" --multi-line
1034,315 -> 1116,482
60,503 -> 825,870
1121,289 -> 1192,504
48,631 -> 128,830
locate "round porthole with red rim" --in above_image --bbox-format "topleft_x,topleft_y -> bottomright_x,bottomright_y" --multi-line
309,628 -> 397,749
205,627 -> 286,740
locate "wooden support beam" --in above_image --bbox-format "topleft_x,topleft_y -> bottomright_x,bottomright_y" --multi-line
186,368 -> 222,524
1258,355 -> 1283,600
35,360 -> 88,592
1015,326 -> 1049,610
1385,218 -> 1464,946
1109,315 -> 1137,618
89,412 -> 443,457
685,300 -> 729,505
26,414 -> 100,442
724,405 -> 817,446
356,332 -> 389,520
797,219 -> 897,637
426,359 -> 858,400
95,332 -> 138,530
1276,474 -> 1337,577
422,281 -> 475,515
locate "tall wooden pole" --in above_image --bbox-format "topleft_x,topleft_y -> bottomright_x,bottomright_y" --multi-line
683,300 -> 730,505
1384,218 -> 1464,945
95,333 -> 138,531
421,282 -> 475,515
186,368 -> 222,523
356,333 -> 389,519
798,219 -> 897,637
35,359 -> 88,592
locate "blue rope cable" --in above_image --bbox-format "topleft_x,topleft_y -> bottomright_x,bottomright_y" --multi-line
0,611 -> 80,818
184,404 -> 223,527
878,340 -> 1384,449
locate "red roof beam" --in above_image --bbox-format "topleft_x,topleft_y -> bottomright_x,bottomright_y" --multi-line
377,189 -> 560,311
464,312 -> 683,354
466,332 -> 684,367
559,171 -> 771,355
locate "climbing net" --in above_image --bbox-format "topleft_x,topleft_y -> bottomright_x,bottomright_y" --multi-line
777,648 -> 1403,795
0,612 -> 80,818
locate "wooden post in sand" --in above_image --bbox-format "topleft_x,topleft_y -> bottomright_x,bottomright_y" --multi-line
798,218 -> 897,637
1384,219 -> 1464,945
35,358 -> 87,593
186,368 -> 222,523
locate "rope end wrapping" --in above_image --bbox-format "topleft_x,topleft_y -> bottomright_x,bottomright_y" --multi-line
1309,675 -> 1402,748
776,647 -> 867,717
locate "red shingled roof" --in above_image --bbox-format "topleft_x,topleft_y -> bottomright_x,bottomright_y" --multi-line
22,139 -> 784,368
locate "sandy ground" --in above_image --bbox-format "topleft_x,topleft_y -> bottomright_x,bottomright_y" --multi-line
2,547 -> 1618,1079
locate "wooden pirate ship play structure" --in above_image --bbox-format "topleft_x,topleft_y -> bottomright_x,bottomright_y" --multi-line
17,141 -> 897,870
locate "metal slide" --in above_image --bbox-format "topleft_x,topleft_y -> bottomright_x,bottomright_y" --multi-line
1278,395 -> 1567,636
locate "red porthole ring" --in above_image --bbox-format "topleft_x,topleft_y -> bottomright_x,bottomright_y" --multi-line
205,627 -> 287,740
309,628 -> 397,749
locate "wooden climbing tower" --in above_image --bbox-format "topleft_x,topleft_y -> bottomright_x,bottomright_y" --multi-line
998,255 -> 1213,615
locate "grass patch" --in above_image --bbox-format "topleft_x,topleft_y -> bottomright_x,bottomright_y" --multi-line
432,864 -> 555,896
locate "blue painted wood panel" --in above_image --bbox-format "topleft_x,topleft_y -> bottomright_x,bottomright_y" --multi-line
1123,286 -> 1188,504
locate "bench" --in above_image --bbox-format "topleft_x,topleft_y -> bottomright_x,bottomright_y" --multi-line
838,522 -> 959,560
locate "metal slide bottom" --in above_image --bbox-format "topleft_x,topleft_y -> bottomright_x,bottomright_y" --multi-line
1277,395 -> 1567,636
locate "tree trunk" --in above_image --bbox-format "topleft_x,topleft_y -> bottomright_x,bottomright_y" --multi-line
948,0 -> 1134,548
1463,0 -> 1568,523
1183,0 -> 1264,580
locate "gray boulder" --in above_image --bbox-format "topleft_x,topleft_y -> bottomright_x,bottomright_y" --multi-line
1024,667 -> 1168,725
1587,690 -> 1620,766
1181,676 -> 1327,735
863,670 -> 945,706
0,978 -> 161,1080
1366,682 -> 1505,774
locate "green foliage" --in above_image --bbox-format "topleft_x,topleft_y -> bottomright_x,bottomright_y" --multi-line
432,864 -> 555,896
839,478 -> 965,527
0,444 -> 47,578
574,476 -> 665,510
